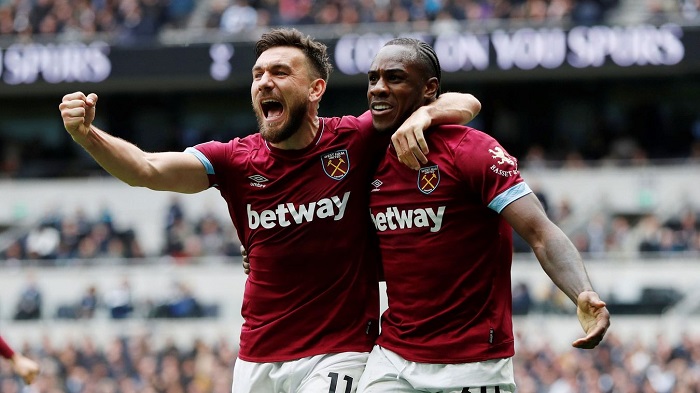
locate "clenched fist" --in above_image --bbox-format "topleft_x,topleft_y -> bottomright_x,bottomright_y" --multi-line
59,92 -> 98,143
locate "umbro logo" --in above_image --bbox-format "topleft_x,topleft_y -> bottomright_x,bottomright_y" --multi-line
249,174 -> 269,188
371,179 -> 382,192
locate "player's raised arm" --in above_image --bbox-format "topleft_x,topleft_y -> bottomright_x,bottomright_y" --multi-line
60,92 -> 209,194
501,193 -> 610,349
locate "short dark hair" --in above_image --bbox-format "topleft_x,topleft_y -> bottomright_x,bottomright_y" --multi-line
255,28 -> 332,82
383,37 -> 441,97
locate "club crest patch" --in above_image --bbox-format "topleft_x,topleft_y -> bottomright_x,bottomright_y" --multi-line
322,150 -> 349,180
418,165 -> 440,194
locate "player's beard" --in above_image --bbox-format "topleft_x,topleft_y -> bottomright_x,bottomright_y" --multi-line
257,101 -> 306,144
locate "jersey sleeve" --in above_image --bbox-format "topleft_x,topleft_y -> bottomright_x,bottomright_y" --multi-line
357,110 -> 373,126
0,336 -> 15,359
455,130 -> 531,213
185,139 -> 238,189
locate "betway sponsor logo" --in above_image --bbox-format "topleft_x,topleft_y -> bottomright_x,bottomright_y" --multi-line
370,206 -> 446,233
247,192 -> 351,229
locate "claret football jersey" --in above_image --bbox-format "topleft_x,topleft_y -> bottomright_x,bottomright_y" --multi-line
187,112 -> 386,362
368,124 -> 532,363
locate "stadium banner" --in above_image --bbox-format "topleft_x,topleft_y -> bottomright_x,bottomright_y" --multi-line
0,23 -> 698,96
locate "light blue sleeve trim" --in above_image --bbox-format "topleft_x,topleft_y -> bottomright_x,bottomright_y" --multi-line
184,147 -> 215,175
487,182 -> 532,213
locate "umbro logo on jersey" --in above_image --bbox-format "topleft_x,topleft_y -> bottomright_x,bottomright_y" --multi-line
322,150 -> 349,180
371,179 -> 382,192
418,165 -> 440,194
249,174 -> 269,188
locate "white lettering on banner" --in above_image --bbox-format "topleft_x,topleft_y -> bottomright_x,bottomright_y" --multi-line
492,28 -> 567,70
370,206 -> 446,233
333,24 -> 685,75
1,42 -> 111,85
247,192 -> 351,230
335,32 -> 433,75
335,33 -> 393,75
567,24 -> 684,68
434,32 -> 490,71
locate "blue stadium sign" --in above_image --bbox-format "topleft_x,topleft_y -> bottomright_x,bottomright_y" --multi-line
333,24 -> 686,74
0,23 -> 697,95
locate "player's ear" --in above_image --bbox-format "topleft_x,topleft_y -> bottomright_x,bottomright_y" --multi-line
424,77 -> 439,100
309,78 -> 326,103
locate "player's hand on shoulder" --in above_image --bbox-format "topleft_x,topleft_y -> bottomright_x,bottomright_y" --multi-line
572,290 -> 610,349
391,108 -> 431,170
59,92 -> 98,142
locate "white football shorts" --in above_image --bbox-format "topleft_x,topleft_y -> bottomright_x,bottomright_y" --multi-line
232,351 -> 369,393
356,345 -> 516,393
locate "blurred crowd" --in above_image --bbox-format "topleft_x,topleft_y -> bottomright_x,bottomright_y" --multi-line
10,274 -> 216,321
3,0 -> 700,42
0,0 -> 196,43
0,330 -> 698,392
4,0 -> 700,43
0,206 -> 145,264
2,0 -> 687,42
204,0 -> 621,34
0,198 -> 241,265
0,334 -> 237,393
513,331 -> 700,393
2,189 -> 696,266
511,185 -> 700,259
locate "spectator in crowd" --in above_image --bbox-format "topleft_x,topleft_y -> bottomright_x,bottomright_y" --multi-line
77,285 -> 100,319
150,281 -> 204,318
25,221 -> 60,260
219,0 -> 258,33
104,278 -> 134,319
165,281 -> 203,318
605,215 -> 635,256
14,274 -> 43,320
166,0 -> 196,28
0,240 -> 24,266
512,282 -> 533,315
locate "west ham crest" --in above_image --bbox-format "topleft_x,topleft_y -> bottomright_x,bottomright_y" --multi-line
322,150 -> 349,180
418,165 -> 440,194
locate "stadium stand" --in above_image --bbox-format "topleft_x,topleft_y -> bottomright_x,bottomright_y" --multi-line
1,328 -> 700,392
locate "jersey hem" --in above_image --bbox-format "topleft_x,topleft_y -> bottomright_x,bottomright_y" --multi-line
237,345 -> 373,363
378,340 -> 515,364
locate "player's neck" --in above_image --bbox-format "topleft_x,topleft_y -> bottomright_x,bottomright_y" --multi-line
269,114 -> 320,150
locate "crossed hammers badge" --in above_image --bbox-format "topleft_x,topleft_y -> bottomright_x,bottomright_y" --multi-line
321,150 -> 350,180
418,165 -> 440,194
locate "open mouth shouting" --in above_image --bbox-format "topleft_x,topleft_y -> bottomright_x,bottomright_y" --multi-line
261,98 -> 284,123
